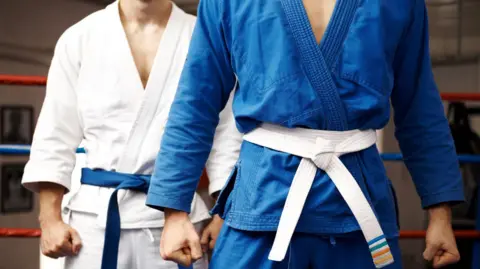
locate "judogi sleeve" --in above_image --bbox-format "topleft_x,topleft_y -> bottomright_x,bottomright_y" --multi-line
205,93 -> 242,196
391,0 -> 464,208
22,29 -> 83,193
146,0 -> 236,212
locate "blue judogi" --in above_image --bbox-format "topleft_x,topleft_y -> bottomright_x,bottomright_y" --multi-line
146,0 -> 465,267
81,168 -> 192,269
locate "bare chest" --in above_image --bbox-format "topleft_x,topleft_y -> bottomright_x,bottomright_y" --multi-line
302,0 -> 337,44
124,27 -> 165,89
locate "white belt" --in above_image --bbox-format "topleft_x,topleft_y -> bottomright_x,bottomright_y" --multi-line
243,124 -> 394,268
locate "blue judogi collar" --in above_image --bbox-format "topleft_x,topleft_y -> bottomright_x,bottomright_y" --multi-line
81,168 -> 192,269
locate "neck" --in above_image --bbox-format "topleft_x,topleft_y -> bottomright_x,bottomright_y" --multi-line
119,0 -> 172,25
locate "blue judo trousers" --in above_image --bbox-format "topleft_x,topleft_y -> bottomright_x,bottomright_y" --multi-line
81,168 -> 192,269
211,226 -> 403,269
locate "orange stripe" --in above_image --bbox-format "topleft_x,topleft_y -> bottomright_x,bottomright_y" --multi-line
374,253 -> 393,265
372,247 -> 391,258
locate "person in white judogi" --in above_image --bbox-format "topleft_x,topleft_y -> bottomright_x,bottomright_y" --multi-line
21,1 -> 242,269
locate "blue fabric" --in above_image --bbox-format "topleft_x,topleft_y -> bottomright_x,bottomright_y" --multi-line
81,168 -> 192,269
472,187 -> 480,269
146,0 -> 465,238
210,225 -> 402,268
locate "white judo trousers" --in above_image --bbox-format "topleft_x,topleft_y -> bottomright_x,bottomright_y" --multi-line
64,211 -> 208,269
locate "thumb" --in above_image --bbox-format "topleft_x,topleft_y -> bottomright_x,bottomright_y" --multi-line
423,243 -> 439,261
188,236 -> 203,261
69,228 -> 82,254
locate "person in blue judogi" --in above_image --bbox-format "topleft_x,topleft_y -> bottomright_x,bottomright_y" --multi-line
146,0 -> 465,268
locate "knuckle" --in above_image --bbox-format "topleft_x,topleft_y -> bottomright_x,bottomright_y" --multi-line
164,249 -> 173,258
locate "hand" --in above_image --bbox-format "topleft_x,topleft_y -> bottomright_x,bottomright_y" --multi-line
40,218 -> 82,259
200,214 -> 224,251
423,204 -> 460,268
161,209 -> 203,267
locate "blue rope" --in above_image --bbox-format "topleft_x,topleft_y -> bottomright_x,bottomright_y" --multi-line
2,145 -> 480,163
0,145 -> 85,154
381,153 -> 480,163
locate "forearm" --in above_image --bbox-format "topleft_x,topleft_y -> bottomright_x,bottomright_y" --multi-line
38,182 -> 66,226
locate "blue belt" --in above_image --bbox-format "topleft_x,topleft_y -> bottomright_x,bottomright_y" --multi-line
80,168 -> 193,269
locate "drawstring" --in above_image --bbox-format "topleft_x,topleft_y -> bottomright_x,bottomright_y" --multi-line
143,228 -> 155,242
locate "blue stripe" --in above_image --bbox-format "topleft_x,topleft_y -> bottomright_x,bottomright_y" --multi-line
368,235 -> 386,245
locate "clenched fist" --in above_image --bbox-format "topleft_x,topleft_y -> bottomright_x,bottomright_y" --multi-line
423,204 -> 460,268
40,219 -> 82,259
160,210 -> 203,267
200,214 -> 223,252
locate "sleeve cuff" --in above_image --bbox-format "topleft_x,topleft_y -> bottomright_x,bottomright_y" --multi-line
22,163 -> 72,193
208,176 -> 227,196
146,190 -> 192,213
420,188 -> 465,209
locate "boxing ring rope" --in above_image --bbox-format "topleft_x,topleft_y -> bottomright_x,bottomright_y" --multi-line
0,74 -> 479,254
3,74 -> 480,101
3,146 -> 480,163
0,74 -> 47,86
2,228 -> 480,239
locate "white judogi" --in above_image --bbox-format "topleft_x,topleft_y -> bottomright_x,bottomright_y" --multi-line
22,2 -> 241,268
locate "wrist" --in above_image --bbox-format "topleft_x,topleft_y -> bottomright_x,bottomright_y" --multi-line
212,214 -> 223,223
39,212 -> 63,228
427,203 -> 452,224
38,183 -> 65,227
164,208 -> 189,221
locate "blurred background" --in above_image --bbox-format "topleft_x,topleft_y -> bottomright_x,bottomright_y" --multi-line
0,0 -> 479,268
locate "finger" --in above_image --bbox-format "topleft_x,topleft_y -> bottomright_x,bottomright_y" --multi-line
160,241 -> 166,260
423,244 -> 438,261
45,244 -> 68,258
433,252 -> 460,268
209,238 -> 216,250
188,238 -> 203,261
59,241 -> 75,256
200,228 -> 211,253
168,249 -> 192,267
42,247 -> 60,259
69,229 -> 83,254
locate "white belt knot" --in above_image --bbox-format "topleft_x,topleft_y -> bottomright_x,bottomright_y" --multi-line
243,124 -> 394,269
311,137 -> 337,170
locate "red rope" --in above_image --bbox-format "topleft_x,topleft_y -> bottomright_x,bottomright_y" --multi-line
441,93 -> 480,101
1,73 -> 480,103
0,74 -> 47,86
400,230 -> 480,239
1,228 -> 480,239
2,74 -> 480,101
0,228 -> 41,238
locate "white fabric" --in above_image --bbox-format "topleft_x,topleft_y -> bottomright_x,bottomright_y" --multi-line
64,211 -> 208,269
22,0 -> 242,229
243,124 -> 386,261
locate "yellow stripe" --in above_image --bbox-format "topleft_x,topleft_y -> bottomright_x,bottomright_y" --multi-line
374,253 -> 393,265
372,247 -> 390,258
